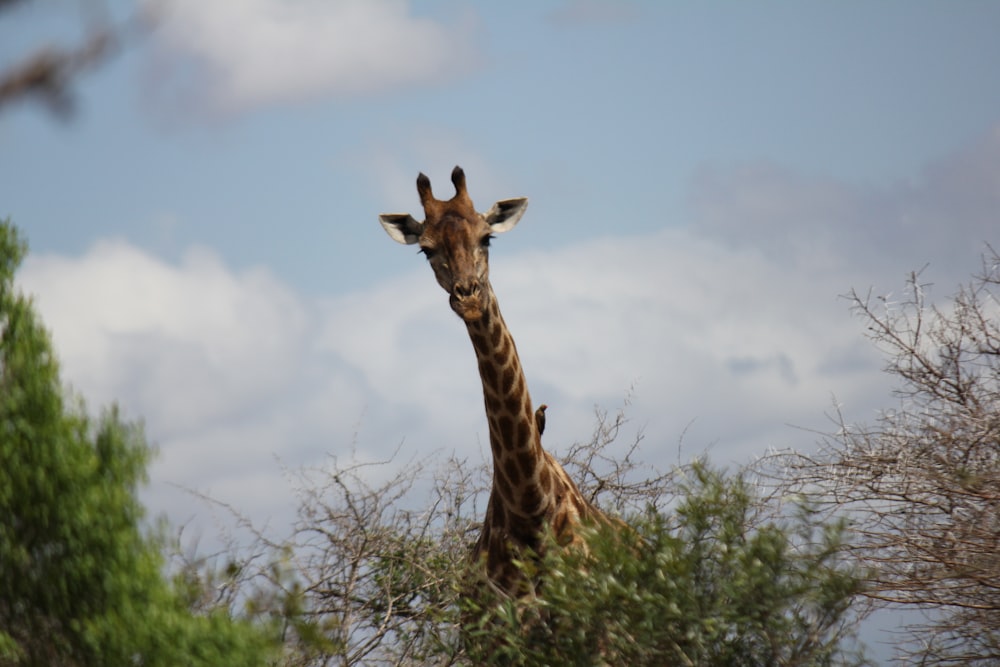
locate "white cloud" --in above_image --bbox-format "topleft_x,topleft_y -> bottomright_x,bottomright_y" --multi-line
317,217 -> 890,477
149,0 -> 480,113
491,229 -> 885,462
20,241 -> 327,538
23,241 -> 310,434
22,226 -> 872,541
16,125 -> 1000,550
688,125 -> 1000,287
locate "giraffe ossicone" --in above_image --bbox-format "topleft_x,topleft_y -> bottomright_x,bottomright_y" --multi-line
379,166 -> 613,595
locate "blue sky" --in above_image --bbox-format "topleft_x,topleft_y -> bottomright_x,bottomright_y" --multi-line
3,0 -> 1000,655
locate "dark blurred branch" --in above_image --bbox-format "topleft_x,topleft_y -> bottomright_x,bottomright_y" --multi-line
0,30 -> 114,116
0,2 -> 153,118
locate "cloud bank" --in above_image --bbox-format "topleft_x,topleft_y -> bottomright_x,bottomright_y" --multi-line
19,124 -> 1000,540
149,0 -> 479,113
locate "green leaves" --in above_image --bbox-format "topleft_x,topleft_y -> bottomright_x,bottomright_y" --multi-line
0,219 -> 878,665
0,220 -> 277,666
463,461 -> 869,667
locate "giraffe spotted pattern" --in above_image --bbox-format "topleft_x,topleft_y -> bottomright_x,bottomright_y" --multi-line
378,166 -> 614,597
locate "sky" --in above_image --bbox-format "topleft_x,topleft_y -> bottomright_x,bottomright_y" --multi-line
3,0 -> 1000,656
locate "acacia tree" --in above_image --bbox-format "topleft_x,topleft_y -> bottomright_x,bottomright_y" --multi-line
194,406 -> 867,665
186,406 -> 674,666
462,462 -> 868,667
0,220 -> 277,666
767,249 -> 1000,664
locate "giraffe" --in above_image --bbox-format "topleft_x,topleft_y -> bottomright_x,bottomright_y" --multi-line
378,166 -> 610,595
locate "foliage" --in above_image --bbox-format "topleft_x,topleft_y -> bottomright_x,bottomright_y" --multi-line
0,218 -> 876,665
209,443 -> 866,665
462,461 -> 869,667
188,404 -> 681,666
766,249 -> 1000,664
268,454 -> 475,666
0,220 -> 277,666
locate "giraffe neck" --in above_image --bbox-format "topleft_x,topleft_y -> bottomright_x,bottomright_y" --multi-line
465,286 -> 550,519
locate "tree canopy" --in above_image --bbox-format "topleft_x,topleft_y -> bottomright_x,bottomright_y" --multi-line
0,220 -> 277,666
12,216 -> 1000,664
461,462 -> 868,666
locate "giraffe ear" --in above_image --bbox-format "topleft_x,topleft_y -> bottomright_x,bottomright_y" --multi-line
379,213 -> 423,245
484,198 -> 528,234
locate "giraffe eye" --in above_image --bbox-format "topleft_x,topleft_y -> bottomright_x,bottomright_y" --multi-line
480,235 -> 494,249
419,246 -> 437,259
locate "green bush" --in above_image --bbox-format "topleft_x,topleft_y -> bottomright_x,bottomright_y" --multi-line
0,220 -> 277,666
462,461 -> 869,667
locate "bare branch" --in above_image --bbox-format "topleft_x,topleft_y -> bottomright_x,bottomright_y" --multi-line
760,247 -> 1000,664
0,2 -> 153,117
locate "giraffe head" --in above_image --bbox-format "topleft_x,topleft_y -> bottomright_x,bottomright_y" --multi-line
379,166 -> 529,322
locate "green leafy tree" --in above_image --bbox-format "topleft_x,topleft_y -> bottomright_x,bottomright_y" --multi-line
208,406 -> 673,666
462,461 -> 869,667
207,403 -> 867,665
0,220 -> 277,666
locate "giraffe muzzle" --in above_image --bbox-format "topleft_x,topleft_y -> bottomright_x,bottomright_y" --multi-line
451,281 -> 485,321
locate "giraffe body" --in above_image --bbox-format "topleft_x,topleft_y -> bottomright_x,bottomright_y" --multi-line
379,167 -> 607,595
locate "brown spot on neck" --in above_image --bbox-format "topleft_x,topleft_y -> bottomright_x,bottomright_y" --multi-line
467,297 -> 534,431
465,288 -> 552,518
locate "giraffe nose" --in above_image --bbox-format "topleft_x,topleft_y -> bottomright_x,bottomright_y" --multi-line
454,280 -> 479,298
